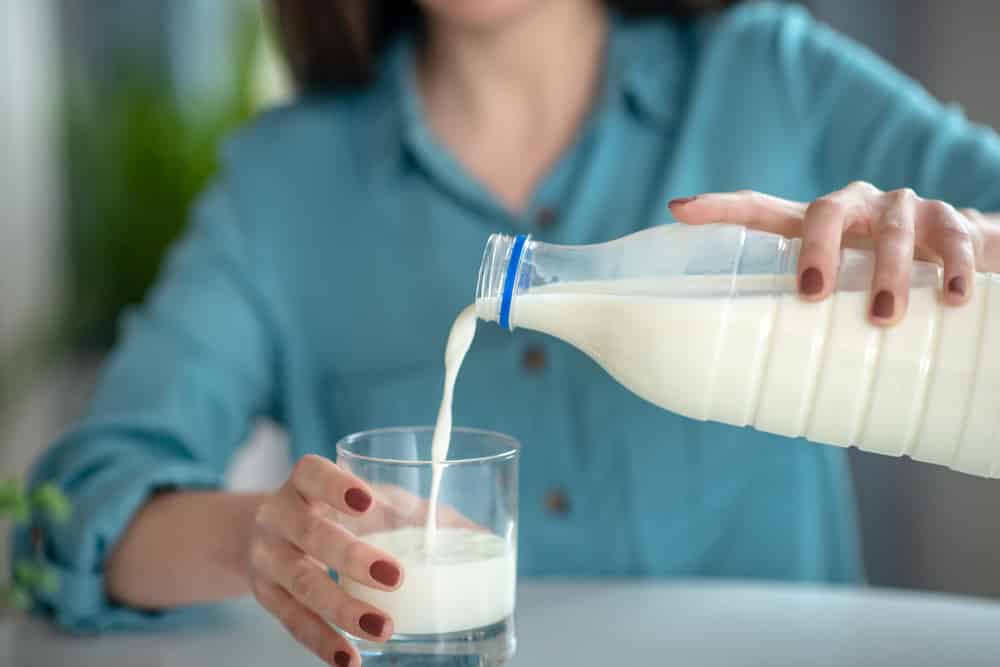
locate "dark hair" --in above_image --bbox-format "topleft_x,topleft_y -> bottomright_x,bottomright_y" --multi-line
271,0 -> 742,92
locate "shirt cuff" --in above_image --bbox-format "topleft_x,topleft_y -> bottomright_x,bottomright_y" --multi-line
12,460 -> 223,632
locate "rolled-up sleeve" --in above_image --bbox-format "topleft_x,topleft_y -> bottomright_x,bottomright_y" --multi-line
12,171 -> 280,632
772,5 -> 1000,210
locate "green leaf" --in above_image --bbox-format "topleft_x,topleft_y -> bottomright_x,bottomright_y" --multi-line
14,560 -> 42,587
0,479 -> 22,497
1,585 -> 33,611
37,568 -> 59,594
0,480 -> 31,523
0,479 -> 24,505
30,483 -> 72,523
12,560 -> 60,596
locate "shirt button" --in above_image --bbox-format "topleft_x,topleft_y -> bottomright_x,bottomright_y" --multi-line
522,345 -> 547,373
544,488 -> 571,516
536,207 -> 557,228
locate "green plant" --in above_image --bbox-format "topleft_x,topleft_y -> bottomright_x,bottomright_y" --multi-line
64,8 -> 261,350
0,480 -> 71,611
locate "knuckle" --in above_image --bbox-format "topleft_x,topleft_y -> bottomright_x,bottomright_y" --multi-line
249,542 -> 270,574
807,196 -> 846,218
890,187 -> 918,203
299,511 -> 331,555
288,560 -> 318,603
343,539 -> 370,571
924,198 -> 953,216
934,218 -> 972,245
848,180 -> 879,196
254,503 -> 273,530
298,519 -> 328,561
292,454 -> 321,482
878,214 -> 911,237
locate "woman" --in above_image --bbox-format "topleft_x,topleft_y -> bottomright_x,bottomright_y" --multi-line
17,1 -> 1000,665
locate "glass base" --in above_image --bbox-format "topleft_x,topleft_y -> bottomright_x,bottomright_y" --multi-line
351,617 -> 515,667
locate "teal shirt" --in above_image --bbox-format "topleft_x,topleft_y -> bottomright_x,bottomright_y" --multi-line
18,4 -> 1000,631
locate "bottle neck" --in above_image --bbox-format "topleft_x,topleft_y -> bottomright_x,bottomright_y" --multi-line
475,233 -> 531,329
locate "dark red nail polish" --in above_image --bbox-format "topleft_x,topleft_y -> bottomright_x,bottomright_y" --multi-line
334,650 -> 351,667
359,613 -> 386,637
370,560 -> 400,587
668,196 -> 698,207
800,267 -> 824,296
949,276 -> 967,297
872,291 -> 895,319
344,488 -> 372,512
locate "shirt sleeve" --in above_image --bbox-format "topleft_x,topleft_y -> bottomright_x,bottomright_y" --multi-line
11,172 -> 280,632
773,5 -> 1000,211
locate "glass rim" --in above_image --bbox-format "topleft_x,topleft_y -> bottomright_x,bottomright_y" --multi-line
335,426 -> 520,466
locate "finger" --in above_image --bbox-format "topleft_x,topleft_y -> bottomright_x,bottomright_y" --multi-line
919,201 -> 977,305
252,574 -> 358,667
961,207 -> 999,273
256,489 -> 403,590
797,182 -> 881,301
869,189 -> 918,326
669,191 -> 807,237
291,454 -> 374,516
253,538 -> 394,643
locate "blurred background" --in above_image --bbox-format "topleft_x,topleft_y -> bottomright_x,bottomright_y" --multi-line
2,0 -> 1000,598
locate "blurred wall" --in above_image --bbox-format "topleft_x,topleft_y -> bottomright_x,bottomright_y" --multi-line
808,0 -> 1000,596
0,0 -> 64,473
0,0 -> 64,580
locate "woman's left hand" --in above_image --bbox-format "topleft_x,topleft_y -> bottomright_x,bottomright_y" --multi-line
670,182 -> 998,326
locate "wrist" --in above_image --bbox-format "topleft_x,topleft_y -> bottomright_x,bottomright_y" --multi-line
219,492 -> 270,584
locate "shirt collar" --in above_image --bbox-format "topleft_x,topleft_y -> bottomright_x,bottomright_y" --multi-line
611,13 -> 685,129
366,12 -> 684,176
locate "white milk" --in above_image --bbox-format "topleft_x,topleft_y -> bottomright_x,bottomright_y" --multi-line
425,305 -> 477,552
509,273 -> 1000,475
342,527 -> 515,635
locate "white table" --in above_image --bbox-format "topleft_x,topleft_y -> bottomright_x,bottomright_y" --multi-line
5,581 -> 1000,666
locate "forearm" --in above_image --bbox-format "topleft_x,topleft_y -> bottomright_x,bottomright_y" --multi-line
106,491 -> 267,609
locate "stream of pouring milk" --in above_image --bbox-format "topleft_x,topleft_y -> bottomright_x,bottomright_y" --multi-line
424,305 -> 478,552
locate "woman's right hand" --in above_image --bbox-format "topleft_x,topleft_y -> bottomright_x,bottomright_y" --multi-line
249,454 -> 404,667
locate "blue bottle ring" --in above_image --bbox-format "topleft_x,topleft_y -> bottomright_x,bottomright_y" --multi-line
499,235 -> 529,331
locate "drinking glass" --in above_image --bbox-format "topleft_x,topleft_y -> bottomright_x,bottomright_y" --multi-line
336,427 -> 519,666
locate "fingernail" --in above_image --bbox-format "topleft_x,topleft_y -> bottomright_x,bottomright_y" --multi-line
948,276 -> 966,297
344,488 -> 372,512
668,196 -> 698,207
872,290 -> 895,319
359,613 -> 386,637
370,560 -> 401,587
800,267 -> 824,296
334,651 -> 351,667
